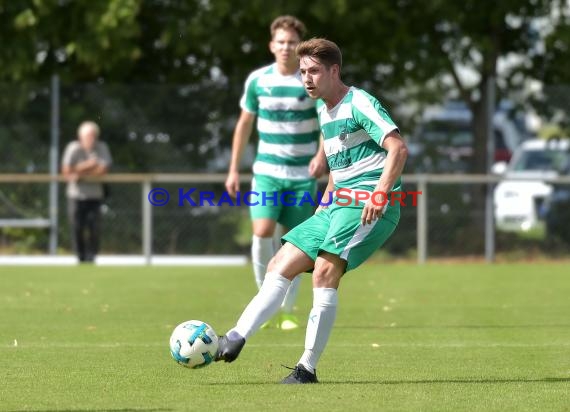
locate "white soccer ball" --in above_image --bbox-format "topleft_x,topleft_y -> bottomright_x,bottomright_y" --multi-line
169,320 -> 219,369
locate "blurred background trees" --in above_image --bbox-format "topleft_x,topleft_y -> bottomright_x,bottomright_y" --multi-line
1,0 -> 568,173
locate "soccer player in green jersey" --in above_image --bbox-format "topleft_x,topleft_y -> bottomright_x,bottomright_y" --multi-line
216,38 -> 408,384
225,16 -> 327,331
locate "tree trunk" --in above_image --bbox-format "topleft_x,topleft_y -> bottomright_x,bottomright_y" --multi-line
469,75 -> 495,233
471,77 -> 491,175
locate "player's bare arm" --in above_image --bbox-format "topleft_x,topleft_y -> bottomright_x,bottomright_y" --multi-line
308,135 -> 328,178
225,110 -> 256,197
315,173 -> 335,214
361,130 -> 408,225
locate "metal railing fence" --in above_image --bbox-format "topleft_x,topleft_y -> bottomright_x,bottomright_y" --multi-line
1,173 -> 570,263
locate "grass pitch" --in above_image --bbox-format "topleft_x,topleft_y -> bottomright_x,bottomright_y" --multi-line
1,263 -> 569,411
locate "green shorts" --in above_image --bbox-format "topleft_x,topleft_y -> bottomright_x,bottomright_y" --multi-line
282,200 -> 400,272
249,174 -> 317,229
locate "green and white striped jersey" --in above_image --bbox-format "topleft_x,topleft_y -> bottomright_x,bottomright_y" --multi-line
319,86 -> 401,192
240,63 -> 320,180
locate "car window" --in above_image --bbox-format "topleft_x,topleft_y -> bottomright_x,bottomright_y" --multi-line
511,149 -> 570,172
419,120 -> 510,149
422,121 -> 472,146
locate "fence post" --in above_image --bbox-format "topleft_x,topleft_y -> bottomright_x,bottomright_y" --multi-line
142,179 -> 152,265
49,74 -> 60,255
485,76 -> 496,262
417,176 -> 428,264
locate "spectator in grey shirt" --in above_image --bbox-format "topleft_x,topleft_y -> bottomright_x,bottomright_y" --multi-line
61,121 -> 112,263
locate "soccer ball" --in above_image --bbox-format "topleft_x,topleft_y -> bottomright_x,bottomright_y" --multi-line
169,320 -> 219,369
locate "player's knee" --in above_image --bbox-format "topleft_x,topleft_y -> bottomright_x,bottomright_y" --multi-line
252,219 -> 276,237
267,243 -> 306,281
313,258 -> 343,289
267,255 -> 279,272
267,246 -> 287,273
253,229 -> 273,238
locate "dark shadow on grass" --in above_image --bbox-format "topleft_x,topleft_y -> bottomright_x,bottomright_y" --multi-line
182,377 -> 570,386
336,324 -> 570,330
323,377 -> 570,385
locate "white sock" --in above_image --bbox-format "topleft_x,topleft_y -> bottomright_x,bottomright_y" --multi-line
298,288 -> 338,374
232,272 -> 291,339
251,235 -> 274,289
281,275 -> 301,313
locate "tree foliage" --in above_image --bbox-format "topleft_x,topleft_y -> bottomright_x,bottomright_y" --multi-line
0,0 -> 142,82
0,0 -> 567,172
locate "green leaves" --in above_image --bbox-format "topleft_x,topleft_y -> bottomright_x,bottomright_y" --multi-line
0,0 -> 566,174
0,0 -> 142,81
13,8 -> 37,29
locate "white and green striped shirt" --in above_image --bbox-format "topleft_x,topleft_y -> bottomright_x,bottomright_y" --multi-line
319,87 -> 401,192
241,63 -> 320,180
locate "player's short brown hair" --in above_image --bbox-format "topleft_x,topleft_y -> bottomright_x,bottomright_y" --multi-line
295,38 -> 342,70
270,15 -> 306,39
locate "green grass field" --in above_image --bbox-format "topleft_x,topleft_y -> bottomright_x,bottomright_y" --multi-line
1,263 -> 569,411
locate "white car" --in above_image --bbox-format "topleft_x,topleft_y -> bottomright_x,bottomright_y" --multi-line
494,138 -> 570,232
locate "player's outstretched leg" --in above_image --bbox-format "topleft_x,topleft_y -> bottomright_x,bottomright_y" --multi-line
253,232 -> 280,330
215,271 -> 291,362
